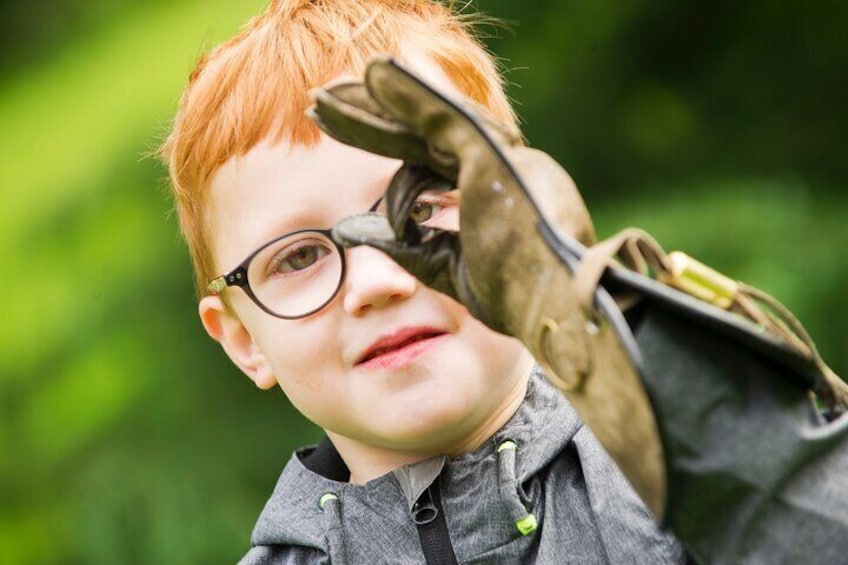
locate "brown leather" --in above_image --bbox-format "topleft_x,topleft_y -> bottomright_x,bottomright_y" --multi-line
311,57 -> 668,517
310,56 -> 848,519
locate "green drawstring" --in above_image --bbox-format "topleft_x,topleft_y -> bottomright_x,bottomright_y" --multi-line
318,492 -> 338,509
496,439 -> 538,536
318,492 -> 346,565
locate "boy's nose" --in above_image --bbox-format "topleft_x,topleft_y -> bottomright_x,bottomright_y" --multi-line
342,245 -> 417,316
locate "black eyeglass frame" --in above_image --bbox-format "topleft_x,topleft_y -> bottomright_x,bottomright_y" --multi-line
207,228 -> 347,320
207,196 -> 383,320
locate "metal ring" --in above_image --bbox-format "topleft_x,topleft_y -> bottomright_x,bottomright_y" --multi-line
539,318 -> 586,391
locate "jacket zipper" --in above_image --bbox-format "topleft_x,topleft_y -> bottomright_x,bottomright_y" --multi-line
412,482 -> 459,565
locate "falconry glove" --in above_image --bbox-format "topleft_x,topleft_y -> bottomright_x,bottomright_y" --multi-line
309,57 -> 848,562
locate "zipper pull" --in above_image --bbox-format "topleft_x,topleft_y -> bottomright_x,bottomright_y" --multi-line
412,486 -> 439,525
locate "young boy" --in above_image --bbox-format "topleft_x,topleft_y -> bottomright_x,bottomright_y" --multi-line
160,1 -> 685,562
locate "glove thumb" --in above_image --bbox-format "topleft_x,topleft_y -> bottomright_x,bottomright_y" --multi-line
332,213 -> 460,301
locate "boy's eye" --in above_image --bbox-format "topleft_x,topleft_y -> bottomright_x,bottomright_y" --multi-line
409,200 -> 443,225
371,190 -> 458,231
270,242 -> 332,275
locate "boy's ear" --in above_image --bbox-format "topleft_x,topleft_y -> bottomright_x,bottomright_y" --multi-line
199,295 -> 277,390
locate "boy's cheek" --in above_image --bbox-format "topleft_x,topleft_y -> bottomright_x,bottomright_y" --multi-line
253,318 -> 342,391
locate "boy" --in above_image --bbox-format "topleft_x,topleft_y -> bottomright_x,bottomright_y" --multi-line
160,1 -> 685,562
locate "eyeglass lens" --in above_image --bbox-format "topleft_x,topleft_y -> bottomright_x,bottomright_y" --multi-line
247,231 -> 343,318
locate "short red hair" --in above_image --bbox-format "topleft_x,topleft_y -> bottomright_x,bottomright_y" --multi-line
159,0 -> 515,295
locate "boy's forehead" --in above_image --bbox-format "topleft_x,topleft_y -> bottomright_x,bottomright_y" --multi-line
205,137 -> 399,268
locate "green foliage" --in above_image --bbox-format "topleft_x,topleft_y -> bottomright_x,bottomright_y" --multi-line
482,0 -> 848,196
1,1 -> 845,562
1,2 -> 321,563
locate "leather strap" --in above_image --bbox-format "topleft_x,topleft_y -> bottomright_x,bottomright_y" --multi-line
575,228 -> 848,417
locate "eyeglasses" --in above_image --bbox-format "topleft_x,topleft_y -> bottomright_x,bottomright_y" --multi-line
208,228 -> 347,319
208,190 -> 457,319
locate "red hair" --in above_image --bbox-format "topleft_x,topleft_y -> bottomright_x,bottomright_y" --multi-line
159,0 -> 514,295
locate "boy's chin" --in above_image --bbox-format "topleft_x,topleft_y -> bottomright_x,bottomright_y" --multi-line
360,394 -> 506,456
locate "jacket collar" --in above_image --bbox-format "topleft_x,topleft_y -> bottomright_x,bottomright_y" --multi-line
250,366 -> 584,548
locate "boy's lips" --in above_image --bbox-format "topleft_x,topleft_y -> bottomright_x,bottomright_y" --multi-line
356,327 -> 448,369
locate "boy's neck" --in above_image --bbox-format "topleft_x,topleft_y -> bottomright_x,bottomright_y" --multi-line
328,354 -> 534,485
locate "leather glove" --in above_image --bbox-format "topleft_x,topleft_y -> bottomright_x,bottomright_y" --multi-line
308,57 -> 848,524
309,56 -> 667,517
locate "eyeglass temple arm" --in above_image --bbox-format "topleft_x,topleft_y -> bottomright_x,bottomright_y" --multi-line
208,267 -> 249,293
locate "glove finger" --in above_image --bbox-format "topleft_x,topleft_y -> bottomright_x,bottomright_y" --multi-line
308,81 -> 439,170
331,212 -> 396,247
363,56 -> 520,167
332,212 -> 460,300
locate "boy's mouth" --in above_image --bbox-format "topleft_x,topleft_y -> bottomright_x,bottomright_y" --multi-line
357,327 -> 447,367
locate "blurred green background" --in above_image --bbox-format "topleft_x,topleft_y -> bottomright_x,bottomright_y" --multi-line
2,1 -> 846,562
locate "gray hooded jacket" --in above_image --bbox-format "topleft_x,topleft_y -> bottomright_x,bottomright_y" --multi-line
239,368 -> 686,563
